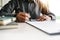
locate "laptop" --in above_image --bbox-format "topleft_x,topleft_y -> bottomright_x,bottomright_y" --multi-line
26,20 -> 60,35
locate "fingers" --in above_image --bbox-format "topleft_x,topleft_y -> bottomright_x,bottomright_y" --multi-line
36,16 -> 46,21
36,15 -> 51,21
16,12 -> 30,22
19,12 -> 30,18
25,13 -> 31,18
19,13 -> 30,20
44,15 -> 51,21
16,14 -> 25,22
36,18 -> 46,21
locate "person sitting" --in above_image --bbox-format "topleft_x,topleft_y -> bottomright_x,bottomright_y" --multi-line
0,0 -> 56,22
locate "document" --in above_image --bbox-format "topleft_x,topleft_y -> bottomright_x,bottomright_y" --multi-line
26,20 -> 60,35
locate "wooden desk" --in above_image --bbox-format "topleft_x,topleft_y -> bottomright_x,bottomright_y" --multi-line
0,23 -> 60,40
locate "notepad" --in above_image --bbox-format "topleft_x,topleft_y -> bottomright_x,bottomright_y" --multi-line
0,17 -> 16,25
26,20 -> 60,35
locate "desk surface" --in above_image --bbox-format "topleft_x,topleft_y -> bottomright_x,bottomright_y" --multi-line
0,22 -> 60,40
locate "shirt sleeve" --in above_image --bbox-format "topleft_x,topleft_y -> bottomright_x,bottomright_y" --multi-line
46,12 -> 56,20
0,0 -> 17,16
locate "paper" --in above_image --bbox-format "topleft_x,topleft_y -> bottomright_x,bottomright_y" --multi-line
26,20 -> 60,34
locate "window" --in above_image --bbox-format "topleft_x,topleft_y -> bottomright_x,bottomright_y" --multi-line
48,0 -> 60,19
0,0 -> 2,7
40,0 -> 60,19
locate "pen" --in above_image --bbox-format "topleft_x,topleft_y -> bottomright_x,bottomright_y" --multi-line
29,18 -> 31,21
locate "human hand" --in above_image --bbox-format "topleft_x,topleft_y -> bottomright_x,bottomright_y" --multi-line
36,15 -> 51,21
16,12 -> 30,22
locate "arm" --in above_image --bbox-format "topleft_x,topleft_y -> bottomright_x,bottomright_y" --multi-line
45,12 -> 56,20
40,2 -> 56,20
0,0 -> 17,16
41,8 -> 56,20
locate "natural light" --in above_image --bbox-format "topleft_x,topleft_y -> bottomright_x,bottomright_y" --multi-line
40,0 -> 60,17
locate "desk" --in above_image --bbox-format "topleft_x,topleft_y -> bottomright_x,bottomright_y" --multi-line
0,23 -> 60,40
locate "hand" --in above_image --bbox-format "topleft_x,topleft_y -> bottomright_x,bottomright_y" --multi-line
16,12 -> 30,22
36,15 -> 51,21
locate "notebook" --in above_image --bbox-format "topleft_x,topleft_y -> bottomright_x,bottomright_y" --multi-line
26,20 -> 60,35
0,22 -> 18,30
0,16 -> 16,25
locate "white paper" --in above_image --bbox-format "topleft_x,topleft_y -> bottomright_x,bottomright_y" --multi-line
26,20 -> 60,34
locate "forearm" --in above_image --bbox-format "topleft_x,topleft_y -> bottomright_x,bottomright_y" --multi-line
46,12 -> 56,20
